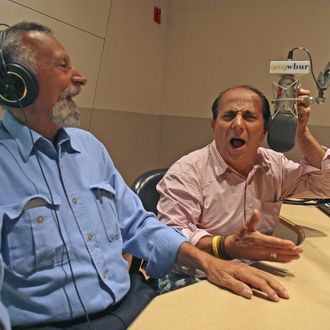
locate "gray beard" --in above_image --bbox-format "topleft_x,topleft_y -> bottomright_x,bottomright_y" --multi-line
51,86 -> 81,128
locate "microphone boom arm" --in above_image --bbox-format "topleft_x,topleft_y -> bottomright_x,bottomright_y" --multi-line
302,60 -> 330,105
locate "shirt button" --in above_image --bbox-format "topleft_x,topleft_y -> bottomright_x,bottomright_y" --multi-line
72,198 -> 78,205
87,233 -> 93,241
101,271 -> 108,278
36,216 -> 44,224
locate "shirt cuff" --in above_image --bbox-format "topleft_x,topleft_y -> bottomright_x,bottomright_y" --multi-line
0,303 -> 10,330
146,227 -> 188,279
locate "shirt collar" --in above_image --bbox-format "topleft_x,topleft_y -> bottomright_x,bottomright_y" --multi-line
209,140 -> 228,176
55,128 -> 81,154
209,140 -> 270,177
2,110 -> 80,160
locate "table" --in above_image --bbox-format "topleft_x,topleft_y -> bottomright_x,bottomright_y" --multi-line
130,205 -> 330,329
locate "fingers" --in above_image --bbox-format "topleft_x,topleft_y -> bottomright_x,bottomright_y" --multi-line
227,264 -> 288,302
252,232 -> 295,248
297,87 -> 310,97
245,209 -> 260,232
211,271 -> 254,300
296,88 -> 311,130
267,252 -> 301,263
262,241 -> 303,263
252,234 -> 303,261
238,265 -> 289,302
255,249 -> 302,263
231,209 -> 303,262
205,257 -> 289,302
232,230 -> 303,262
204,258 -> 254,299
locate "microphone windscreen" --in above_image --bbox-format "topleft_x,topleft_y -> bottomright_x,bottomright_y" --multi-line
267,113 -> 297,152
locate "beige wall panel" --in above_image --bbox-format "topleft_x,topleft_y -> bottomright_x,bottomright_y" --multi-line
1,0 -> 104,109
94,0 -> 168,115
9,0 -> 112,37
160,115 -> 213,166
168,0 -> 314,11
163,0 -> 330,127
89,108 -> 162,185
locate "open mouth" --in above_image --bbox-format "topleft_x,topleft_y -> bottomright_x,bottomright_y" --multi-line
230,138 -> 245,149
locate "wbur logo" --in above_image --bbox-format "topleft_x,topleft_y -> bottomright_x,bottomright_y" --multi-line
270,61 -> 310,75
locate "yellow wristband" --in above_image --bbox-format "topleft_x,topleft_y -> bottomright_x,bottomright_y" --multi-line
211,235 -> 221,258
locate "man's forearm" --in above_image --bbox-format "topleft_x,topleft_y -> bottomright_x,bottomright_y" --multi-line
176,242 -> 212,272
196,236 -> 213,255
297,127 -> 325,168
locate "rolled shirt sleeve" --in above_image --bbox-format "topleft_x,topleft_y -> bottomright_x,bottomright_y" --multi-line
281,148 -> 330,198
111,165 -> 188,278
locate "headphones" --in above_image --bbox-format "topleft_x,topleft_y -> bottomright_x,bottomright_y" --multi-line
0,26 -> 39,108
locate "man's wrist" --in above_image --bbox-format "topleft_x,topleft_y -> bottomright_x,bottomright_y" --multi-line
223,235 -> 236,259
211,235 -> 234,260
177,242 -> 211,272
297,126 -> 310,140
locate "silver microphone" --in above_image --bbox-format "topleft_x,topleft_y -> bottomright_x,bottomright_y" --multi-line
267,74 -> 298,152
268,60 -> 310,152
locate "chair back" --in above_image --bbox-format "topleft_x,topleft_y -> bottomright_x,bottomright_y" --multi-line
131,168 -> 167,214
129,168 -> 167,274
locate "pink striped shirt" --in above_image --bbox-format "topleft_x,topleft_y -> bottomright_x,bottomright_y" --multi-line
157,140 -> 330,246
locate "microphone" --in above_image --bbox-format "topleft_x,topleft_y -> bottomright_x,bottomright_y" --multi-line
267,60 -> 310,152
267,74 -> 298,152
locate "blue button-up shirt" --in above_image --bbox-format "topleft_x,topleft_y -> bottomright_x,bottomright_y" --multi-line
0,253 -> 10,330
0,110 -> 187,326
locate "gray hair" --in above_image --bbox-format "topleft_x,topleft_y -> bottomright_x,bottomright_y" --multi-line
2,22 -> 53,73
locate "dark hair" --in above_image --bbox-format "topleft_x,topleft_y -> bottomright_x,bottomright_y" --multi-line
211,85 -> 270,127
2,21 -> 53,72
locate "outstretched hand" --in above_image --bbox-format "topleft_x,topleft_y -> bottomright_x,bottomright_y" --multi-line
177,242 -> 289,302
224,209 -> 303,263
204,257 -> 289,302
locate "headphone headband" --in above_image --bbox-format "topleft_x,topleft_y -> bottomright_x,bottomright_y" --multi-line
0,29 -> 7,73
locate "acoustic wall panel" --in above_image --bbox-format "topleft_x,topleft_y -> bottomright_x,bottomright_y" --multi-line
94,0 -> 168,115
162,0 -> 330,126
0,0 -> 105,109
8,0 -> 112,37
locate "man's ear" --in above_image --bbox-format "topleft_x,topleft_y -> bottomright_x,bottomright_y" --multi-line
211,119 -> 215,130
263,123 -> 268,136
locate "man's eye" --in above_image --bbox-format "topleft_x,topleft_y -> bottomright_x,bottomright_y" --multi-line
222,113 -> 235,120
243,113 -> 257,121
57,62 -> 71,70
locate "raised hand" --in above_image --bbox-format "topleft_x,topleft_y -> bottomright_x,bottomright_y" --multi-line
224,209 -> 303,263
296,87 -> 312,136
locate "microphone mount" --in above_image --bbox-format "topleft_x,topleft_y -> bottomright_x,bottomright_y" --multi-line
286,47 -> 329,105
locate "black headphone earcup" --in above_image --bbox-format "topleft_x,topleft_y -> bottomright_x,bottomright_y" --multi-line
0,62 -> 39,108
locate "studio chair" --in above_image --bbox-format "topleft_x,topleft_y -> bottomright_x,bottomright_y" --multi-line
273,215 -> 305,245
129,168 -> 168,274
131,168 -> 168,214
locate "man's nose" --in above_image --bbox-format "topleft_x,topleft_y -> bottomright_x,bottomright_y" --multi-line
72,67 -> 87,86
232,113 -> 243,129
